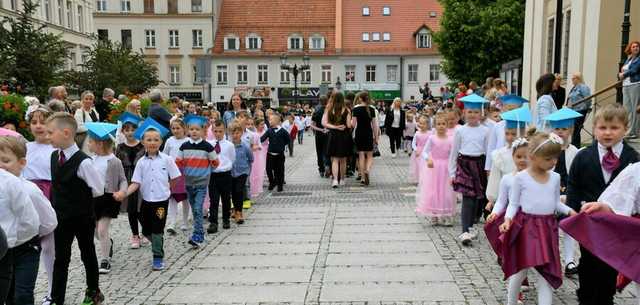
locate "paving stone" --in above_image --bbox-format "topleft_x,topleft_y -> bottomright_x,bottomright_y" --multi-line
184,268 -> 313,283
226,233 -> 323,243
326,252 -> 444,266
162,284 -> 309,303
324,265 -> 454,282
199,254 -> 317,268
328,241 -> 437,253
234,225 -> 325,234
331,224 -> 425,233
319,283 -> 465,302
330,232 -> 429,242
211,243 -> 319,255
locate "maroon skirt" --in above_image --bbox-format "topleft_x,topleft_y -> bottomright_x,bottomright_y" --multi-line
452,154 -> 487,199
170,174 -> 187,202
30,179 -> 51,200
560,212 -> 640,285
484,211 -> 506,257
500,212 -> 562,289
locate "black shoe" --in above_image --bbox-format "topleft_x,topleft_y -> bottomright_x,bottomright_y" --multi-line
166,227 -> 177,235
187,239 -> 199,249
98,259 -> 111,274
268,184 -> 275,191
109,238 -> 113,258
356,175 -> 361,181
223,221 -> 230,229
207,223 -> 218,234
319,171 -> 325,178
277,186 -> 283,192
565,262 -> 578,276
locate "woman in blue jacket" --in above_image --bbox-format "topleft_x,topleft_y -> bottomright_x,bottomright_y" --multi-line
619,41 -> 640,138
567,72 -> 591,146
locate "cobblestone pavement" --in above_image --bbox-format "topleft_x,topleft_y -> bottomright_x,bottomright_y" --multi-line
35,132 -> 638,304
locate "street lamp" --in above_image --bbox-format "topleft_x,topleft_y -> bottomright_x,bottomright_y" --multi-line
280,53 -> 311,105
335,77 -> 342,92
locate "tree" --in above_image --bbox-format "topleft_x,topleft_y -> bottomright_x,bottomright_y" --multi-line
434,0 -> 525,84
0,0 -> 69,98
65,40 -> 159,97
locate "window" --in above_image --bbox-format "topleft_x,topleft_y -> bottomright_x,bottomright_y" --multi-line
77,5 -> 83,32
345,65 -> 356,82
247,36 -> 261,50
192,30 -> 203,48
192,65 -> 199,84
121,29 -> 132,49
280,69 -> 290,84
301,68 -> 311,84
372,32 -> 380,41
362,6 -> 369,16
10,0 -> 16,9
237,65 -> 248,85
216,65 -> 228,85
417,32 -> 432,48
67,52 -> 76,70
408,64 -> 418,82
383,6 -> 390,15
362,32 -> 370,41
289,36 -> 302,50
429,64 -> 440,81
169,65 -> 181,84
144,0 -> 154,13
386,65 -> 397,82
191,0 -> 202,12
225,37 -> 239,50
546,17 -> 555,73
169,30 -> 179,48
310,37 -> 324,50
145,30 -> 156,48
120,0 -> 130,12
57,0 -> 63,25
96,0 -> 106,11
44,0 -> 51,20
66,1 -> 72,29
383,32 -> 391,41
257,65 -> 268,84
168,0 -> 177,14
321,65 -> 332,83
98,29 -> 108,42
562,10 -> 571,79
365,65 -> 376,82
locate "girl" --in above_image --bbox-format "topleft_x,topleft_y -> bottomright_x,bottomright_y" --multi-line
445,108 -> 462,137
73,90 -> 99,154
410,115 -> 430,184
403,113 -> 417,155
499,132 -> 576,305
416,113 -> 454,225
86,123 -> 128,275
535,73 -> 558,131
323,92 -> 353,188
449,95 -> 490,246
351,91 -> 378,186
115,113 -> 147,249
250,118 -> 268,197
163,119 -> 191,234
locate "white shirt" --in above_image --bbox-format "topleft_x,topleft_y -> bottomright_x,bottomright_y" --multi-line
93,154 -> 116,187
506,170 -> 573,219
599,162 -> 640,215
23,142 -> 55,181
242,129 -> 257,147
163,136 -> 189,159
282,120 -> 293,133
486,146 -> 515,202
597,141 -> 623,183
0,169 -> 40,248
295,117 -> 306,130
485,120 -> 506,170
207,138 -> 236,173
21,178 -> 57,237
132,152 -> 181,202
392,109 -> 401,128
492,173 -> 515,214
448,124 -> 490,177
60,144 -> 105,198
74,108 -> 99,133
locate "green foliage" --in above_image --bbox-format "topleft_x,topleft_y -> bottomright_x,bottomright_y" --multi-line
0,94 -> 32,139
106,97 -> 171,123
65,40 -> 159,98
0,0 -> 69,99
434,0 -> 525,84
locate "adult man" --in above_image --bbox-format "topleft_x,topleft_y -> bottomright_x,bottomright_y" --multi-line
94,88 -> 116,122
310,95 -> 329,177
148,90 -> 172,130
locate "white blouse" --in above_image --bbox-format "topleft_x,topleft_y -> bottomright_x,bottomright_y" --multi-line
163,136 -> 189,159
93,153 -> 116,187
448,124 -> 489,177
506,170 -> 573,219
485,120 -> 506,170
599,162 -> 640,216
492,173 -> 515,214
486,146 -> 515,202
23,142 -> 55,181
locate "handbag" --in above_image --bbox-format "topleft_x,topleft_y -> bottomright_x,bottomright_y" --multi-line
373,144 -> 381,157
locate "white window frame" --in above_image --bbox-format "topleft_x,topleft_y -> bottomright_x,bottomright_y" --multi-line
383,6 -> 390,16
44,0 -> 52,20
408,64 -> 418,83
288,35 -> 303,51
246,35 -> 261,50
192,29 -> 203,48
191,0 -> 202,12
95,0 -> 106,11
362,32 -> 370,42
120,0 -> 130,12
345,65 -> 356,83
237,65 -> 248,85
429,64 -> 440,81
561,9 -> 571,80
216,65 -> 228,85
309,36 -> 325,50
301,65 -> 311,84
77,5 -> 83,32
321,65 -> 332,83
365,65 -> 376,82
372,32 -> 380,41
169,30 -> 180,48
144,29 -> 156,48
224,36 -> 239,51
362,6 -> 369,16
280,68 -> 291,84
57,0 -> 63,25
66,0 -> 73,29
386,65 -> 397,83
383,32 -> 391,41
257,64 -> 269,85
192,65 -> 200,84
169,65 -> 181,85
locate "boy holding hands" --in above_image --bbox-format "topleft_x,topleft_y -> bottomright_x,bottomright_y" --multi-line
261,113 -> 290,192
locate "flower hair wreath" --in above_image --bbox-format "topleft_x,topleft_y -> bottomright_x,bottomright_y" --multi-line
511,137 -> 529,152
532,132 -> 564,154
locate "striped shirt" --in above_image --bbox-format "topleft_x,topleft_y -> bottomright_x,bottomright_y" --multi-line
177,138 -> 217,186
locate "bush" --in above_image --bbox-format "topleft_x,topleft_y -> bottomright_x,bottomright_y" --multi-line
0,94 -> 31,139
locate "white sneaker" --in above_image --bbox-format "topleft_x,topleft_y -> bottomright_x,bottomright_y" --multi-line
339,179 -> 345,186
458,232 -> 472,246
180,224 -> 189,231
469,228 -> 479,239
332,180 -> 339,188
391,153 -> 397,158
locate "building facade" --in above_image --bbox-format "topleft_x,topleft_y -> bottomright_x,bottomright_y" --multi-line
0,0 -> 95,70
93,0 -> 220,101
210,0 -> 448,107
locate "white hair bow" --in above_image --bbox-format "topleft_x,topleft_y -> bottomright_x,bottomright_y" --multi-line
511,137 -> 528,151
532,132 -> 564,154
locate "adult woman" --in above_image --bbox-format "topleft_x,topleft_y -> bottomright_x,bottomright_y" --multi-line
384,98 -> 405,157
322,92 -> 352,188
223,93 -> 245,129
534,73 -> 558,131
619,41 -> 640,138
566,72 -> 592,146
420,82 -> 433,101
551,74 -> 567,110
116,99 -> 143,145
351,91 -> 378,186
74,90 -> 99,153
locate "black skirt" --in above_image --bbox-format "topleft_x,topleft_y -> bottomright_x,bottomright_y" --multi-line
94,193 -> 121,219
452,154 -> 487,199
326,129 -> 353,158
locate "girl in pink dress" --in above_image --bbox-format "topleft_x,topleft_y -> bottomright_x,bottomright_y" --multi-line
416,113 -> 455,225
410,115 -> 431,184
250,118 -> 269,197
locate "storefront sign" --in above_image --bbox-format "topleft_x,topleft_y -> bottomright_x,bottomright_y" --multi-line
277,87 -> 327,101
368,90 -> 401,100
169,92 -> 202,101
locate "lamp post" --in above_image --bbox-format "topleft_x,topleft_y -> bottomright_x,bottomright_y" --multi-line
280,54 -> 310,105
617,0 -> 632,104
335,77 -> 342,92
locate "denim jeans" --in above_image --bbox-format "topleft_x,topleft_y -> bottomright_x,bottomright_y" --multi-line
10,239 -> 40,305
186,185 -> 207,242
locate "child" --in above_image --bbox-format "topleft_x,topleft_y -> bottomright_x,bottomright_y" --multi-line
449,94 -> 490,246
177,115 -> 218,248
282,114 -> 297,157
543,108 -> 582,276
239,112 -> 258,208
295,113 -> 306,145
46,112 -> 105,305
416,113 -> 454,225
565,103 -> 639,305
207,119 -> 235,233
85,122 -> 128,275
125,118 -> 180,270
498,132 -> 576,305
250,118 -> 268,197
115,112 -> 146,249
403,113 -> 416,155
261,113 -> 290,192
410,115 -> 430,184
486,95 -> 527,171
0,136 -> 57,305
230,122 -> 254,224
163,119 -> 190,234
445,108 -> 461,137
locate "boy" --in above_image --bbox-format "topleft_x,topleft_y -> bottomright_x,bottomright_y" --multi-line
125,118 -> 180,270
207,120 -> 236,233
566,103 -> 639,305
260,113 -> 290,192
230,122 -> 253,224
485,95 -> 527,171
46,112 -> 105,305
282,114 -> 297,157
177,115 -> 218,248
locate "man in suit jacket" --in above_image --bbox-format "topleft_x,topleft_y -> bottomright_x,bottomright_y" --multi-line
384,100 -> 405,156
147,90 -> 172,131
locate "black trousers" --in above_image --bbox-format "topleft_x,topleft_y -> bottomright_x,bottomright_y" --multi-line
0,245 -> 11,305
388,127 -> 403,153
266,153 -> 285,187
288,141 -> 294,157
52,217 -> 99,305
577,246 -> 618,305
7,237 -> 41,305
208,171 -> 233,224
232,174 -> 248,212
140,200 -> 169,259
314,131 -> 328,173
572,109 -> 589,147
127,190 -> 141,236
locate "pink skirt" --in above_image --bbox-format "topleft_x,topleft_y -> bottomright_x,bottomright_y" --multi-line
250,147 -> 268,197
31,179 -> 51,200
415,158 -> 455,217
410,151 -> 421,183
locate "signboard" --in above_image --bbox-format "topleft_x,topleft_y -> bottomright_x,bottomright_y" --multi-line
169,92 -> 202,101
277,87 -> 328,101
368,90 -> 401,100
